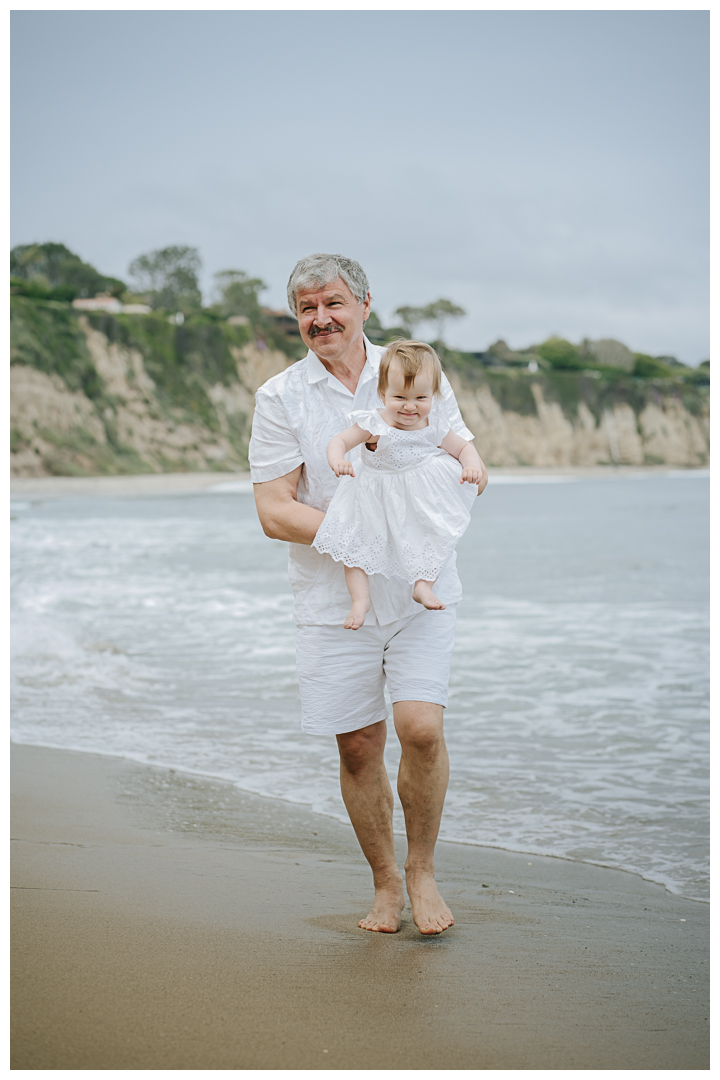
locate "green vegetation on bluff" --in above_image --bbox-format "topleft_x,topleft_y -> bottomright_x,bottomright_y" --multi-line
10,296 -> 105,400
439,342 -> 708,419
85,309 -> 256,430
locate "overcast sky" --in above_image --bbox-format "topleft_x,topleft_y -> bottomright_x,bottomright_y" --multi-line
11,10 -> 709,361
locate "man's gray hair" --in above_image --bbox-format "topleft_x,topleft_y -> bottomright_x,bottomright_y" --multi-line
286,253 -> 370,317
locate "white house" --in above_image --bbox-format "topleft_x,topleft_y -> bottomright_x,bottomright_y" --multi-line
72,295 -> 123,314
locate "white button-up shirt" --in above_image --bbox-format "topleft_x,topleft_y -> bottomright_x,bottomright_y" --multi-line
249,335 -> 474,627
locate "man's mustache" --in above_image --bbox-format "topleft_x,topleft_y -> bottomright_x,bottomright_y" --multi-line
309,322 -> 343,338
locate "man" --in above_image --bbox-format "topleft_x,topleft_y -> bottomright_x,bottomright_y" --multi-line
250,253 -> 488,934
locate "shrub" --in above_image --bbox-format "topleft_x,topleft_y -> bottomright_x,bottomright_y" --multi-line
682,363 -> 710,386
11,276 -> 78,302
535,336 -> 583,370
633,354 -> 676,379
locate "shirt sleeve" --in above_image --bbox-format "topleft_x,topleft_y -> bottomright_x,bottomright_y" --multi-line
248,387 -> 304,483
429,411 -> 453,446
438,373 -> 475,442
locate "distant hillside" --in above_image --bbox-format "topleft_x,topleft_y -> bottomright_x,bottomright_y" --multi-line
10,296 -> 709,476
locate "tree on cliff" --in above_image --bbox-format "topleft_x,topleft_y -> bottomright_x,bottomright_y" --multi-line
394,305 -> 426,338
10,242 -> 125,298
394,299 -> 466,347
423,299 -> 466,347
213,269 -> 267,321
128,245 -> 202,314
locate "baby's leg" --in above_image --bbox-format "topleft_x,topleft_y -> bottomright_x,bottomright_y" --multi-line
412,579 -> 446,611
344,565 -> 372,630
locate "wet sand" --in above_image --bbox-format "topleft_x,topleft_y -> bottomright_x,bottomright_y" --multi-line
11,743 -> 708,1070
9,464 -> 702,500
10,470 -> 252,498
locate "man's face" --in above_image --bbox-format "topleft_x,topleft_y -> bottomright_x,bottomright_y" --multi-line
294,278 -> 371,364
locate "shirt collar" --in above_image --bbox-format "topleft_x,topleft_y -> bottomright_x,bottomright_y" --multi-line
305,349 -> 332,384
305,334 -> 382,386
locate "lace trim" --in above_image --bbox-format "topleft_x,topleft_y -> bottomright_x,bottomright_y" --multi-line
313,524 -> 460,584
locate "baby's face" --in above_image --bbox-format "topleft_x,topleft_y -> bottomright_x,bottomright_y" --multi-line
381,362 -> 434,429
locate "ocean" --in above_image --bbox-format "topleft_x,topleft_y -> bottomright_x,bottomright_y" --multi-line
10,471 -> 709,901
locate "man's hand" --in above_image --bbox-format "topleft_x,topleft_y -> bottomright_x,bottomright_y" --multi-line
331,459 -> 355,478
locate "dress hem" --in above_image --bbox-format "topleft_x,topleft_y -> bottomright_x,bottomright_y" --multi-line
311,540 -> 456,586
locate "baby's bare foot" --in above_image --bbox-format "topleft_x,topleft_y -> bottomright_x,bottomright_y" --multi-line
406,869 -> 454,935
344,598 -> 371,630
412,581 -> 446,610
358,881 -> 406,933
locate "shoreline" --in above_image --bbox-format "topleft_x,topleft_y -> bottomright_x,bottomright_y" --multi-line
12,742 -> 708,1069
10,463 -> 708,499
10,737 -> 706,906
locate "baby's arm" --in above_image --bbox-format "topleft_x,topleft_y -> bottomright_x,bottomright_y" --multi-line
327,423 -> 373,478
440,430 -> 487,487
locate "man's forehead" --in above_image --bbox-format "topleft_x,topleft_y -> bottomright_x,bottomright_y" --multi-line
295,279 -> 355,305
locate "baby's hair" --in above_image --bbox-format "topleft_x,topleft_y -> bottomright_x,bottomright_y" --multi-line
378,340 -> 444,400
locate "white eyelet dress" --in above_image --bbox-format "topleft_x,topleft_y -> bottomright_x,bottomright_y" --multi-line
312,407 -> 478,584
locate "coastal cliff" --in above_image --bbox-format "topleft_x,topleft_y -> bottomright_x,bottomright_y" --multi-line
10,298 -> 289,476
444,362 -> 709,468
10,297 -> 709,476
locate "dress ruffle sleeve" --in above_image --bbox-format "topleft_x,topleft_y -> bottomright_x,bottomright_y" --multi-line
349,408 -> 385,436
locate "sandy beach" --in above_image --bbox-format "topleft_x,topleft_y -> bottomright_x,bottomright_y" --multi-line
10,471 -> 253,498
11,742 -> 708,1070
10,463 -> 704,500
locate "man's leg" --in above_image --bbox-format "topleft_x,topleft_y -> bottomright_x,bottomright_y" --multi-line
394,701 -> 455,935
336,720 -> 405,932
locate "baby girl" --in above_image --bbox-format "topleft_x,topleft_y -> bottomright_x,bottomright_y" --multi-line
313,339 -> 483,629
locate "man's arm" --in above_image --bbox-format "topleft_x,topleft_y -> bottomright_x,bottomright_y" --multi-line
253,465 -> 325,544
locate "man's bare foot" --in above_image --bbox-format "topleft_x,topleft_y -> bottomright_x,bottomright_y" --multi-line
358,880 -> 406,933
406,868 -> 454,935
344,597 -> 371,630
412,581 -> 446,610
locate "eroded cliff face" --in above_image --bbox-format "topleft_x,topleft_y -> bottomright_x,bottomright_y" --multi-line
11,364 -> 109,476
11,315 -> 293,477
448,375 -> 709,468
10,306 -> 709,476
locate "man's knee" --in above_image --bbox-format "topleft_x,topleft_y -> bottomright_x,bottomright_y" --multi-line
394,701 -> 445,756
337,720 -> 386,775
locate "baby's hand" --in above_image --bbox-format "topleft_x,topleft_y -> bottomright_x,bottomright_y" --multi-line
460,466 -> 482,485
331,459 -> 355,478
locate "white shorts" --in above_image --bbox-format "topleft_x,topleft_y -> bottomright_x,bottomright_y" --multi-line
295,605 -> 457,736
